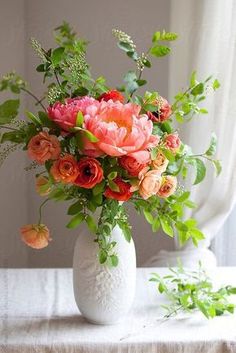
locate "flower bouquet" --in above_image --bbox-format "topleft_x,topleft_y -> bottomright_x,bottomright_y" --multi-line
0,23 -> 221,323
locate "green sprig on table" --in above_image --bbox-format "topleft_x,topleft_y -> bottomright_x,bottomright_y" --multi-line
150,263 -> 236,319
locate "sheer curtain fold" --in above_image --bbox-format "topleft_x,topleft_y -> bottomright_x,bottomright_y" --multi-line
147,0 -> 236,267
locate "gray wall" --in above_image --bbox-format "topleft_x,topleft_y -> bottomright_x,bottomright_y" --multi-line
0,0 -> 174,267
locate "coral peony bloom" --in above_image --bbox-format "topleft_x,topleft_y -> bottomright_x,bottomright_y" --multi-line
152,150 -> 169,174
74,157 -> 103,189
147,96 -> 172,123
27,131 -> 61,164
47,96 -> 98,131
36,176 -> 51,196
104,177 -> 132,201
133,169 -> 162,200
83,100 -> 159,162
98,90 -> 125,103
157,175 -> 177,198
119,155 -> 149,177
20,224 -> 51,249
50,154 -> 79,183
164,133 -> 181,153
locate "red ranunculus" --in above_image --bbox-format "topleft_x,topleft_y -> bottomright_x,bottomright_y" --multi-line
74,157 -> 103,189
119,155 -> 148,177
98,90 -> 124,103
104,177 -> 132,201
147,97 -> 172,123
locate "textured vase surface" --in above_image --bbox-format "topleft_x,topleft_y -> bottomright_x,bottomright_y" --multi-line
73,225 -> 136,325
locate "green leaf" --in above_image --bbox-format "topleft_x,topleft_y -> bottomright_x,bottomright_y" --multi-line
159,215 -> 174,237
107,171 -> 117,180
177,191 -> 190,202
152,31 -> 161,42
1,131 -> 24,143
51,47 -> 65,66
98,249 -> 107,264
193,158 -> 206,185
189,228 -> 205,241
76,111 -> 84,127
152,217 -> 160,232
205,133 -> 217,156
136,79 -> 147,87
25,111 -> 41,126
212,79 -> 220,90
143,210 -> 154,224
195,300 -> 209,319
0,99 -> 20,125
86,215 -> 97,233
150,45 -> 171,57
108,180 -> 120,192
212,159 -> 222,176
191,83 -> 204,96
92,181 -> 105,196
190,71 -> 197,88
84,130 -> 99,142
160,31 -> 178,41
110,254 -> 119,267
38,111 -> 58,129
67,201 -> 83,215
66,213 -> 85,229
117,41 -> 135,53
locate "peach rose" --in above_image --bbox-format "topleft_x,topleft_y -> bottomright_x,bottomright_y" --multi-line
152,151 -> 169,174
157,175 -> 177,198
20,224 -> 51,249
27,131 -> 61,164
164,133 -> 181,153
50,154 -> 79,184
119,155 -> 149,177
36,176 -> 51,196
133,170 -> 162,200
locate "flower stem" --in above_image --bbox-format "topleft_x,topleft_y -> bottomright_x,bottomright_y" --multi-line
21,87 -> 46,111
38,198 -> 50,224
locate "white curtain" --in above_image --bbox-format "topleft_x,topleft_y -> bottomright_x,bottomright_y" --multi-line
147,0 -> 236,267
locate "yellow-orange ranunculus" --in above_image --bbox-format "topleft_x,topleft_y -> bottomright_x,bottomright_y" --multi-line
20,224 -> 51,249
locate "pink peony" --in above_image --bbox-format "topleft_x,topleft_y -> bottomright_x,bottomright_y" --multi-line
47,96 -> 98,131
83,100 -> 159,163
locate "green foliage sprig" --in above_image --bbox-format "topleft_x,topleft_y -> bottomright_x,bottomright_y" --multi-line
150,263 -> 236,319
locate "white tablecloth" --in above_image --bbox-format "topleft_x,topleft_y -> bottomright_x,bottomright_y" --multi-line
1,268 -> 236,353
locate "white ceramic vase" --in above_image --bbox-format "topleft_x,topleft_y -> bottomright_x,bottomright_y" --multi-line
73,224 -> 136,325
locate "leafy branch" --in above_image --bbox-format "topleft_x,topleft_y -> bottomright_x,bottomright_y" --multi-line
150,262 -> 236,319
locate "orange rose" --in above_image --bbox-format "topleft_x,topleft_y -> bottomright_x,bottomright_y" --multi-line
74,157 -> 104,189
36,176 -> 51,196
119,155 -> 148,177
136,170 -> 162,200
51,154 -> 79,183
27,131 -> 61,164
152,151 -> 168,174
20,224 -> 51,249
157,175 -> 177,198
104,177 -> 132,201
